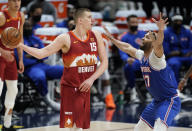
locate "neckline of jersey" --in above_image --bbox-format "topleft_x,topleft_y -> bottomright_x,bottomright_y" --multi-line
4,9 -> 20,21
70,31 -> 90,43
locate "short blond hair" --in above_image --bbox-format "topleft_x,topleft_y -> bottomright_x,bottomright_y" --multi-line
73,8 -> 91,24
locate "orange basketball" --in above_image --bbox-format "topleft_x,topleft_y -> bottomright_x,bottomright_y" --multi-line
1,27 -> 21,49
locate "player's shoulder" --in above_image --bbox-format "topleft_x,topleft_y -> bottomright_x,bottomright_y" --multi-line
19,12 -> 25,23
135,49 -> 144,61
0,12 -> 6,27
91,30 -> 103,40
92,30 -> 102,36
20,12 -> 25,18
56,32 -> 70,42
61,32 -> 70,38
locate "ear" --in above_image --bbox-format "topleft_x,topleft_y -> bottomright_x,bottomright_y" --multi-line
77,17 -> 82,24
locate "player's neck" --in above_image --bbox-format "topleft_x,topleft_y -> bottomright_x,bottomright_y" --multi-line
73,26 -> 88,41
8,8 -> 18,18
144,49 -> 152,58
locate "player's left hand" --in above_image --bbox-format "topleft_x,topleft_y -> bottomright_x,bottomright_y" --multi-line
152,12 -> 169,31
79,78 -> 94,92
18,60 -> 24,73
178,79 -> 187,91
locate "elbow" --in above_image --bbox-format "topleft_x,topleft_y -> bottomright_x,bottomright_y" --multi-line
37,56 -> 43,59
35,53 -> 44,59
36,50 -> 47,59
37,54 -> 45,59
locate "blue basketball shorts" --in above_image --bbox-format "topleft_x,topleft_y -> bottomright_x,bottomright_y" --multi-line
140,95 -> 181,129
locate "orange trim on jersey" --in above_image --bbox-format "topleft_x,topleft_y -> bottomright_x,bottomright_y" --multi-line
70,31 -> 90,43
4,9 -> 21,21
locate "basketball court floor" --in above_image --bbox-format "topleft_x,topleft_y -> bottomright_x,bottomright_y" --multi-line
0,101 -> 192,131
18,121 -> 192,131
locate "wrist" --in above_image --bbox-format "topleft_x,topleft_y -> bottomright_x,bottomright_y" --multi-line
19,59 -> 23,62
158,29 -> 164,32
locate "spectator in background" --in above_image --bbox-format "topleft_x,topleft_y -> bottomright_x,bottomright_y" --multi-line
27,0 -> 57,23
28,4 -> 43,32
56,4 -> 76,29
22,20 -> 64,111
163,15 -> 192,83
67,19 -> 76,31
119,15 -> 146,103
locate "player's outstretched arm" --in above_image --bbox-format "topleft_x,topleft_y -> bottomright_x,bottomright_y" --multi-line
79,30 -> 108,92
19,33 -> 69,59
178,65 -> 192,91
103,26 -> 137,58
151,12 -> 169,58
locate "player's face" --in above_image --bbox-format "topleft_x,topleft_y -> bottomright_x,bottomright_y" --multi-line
8,0 -> 21,11
81,11 -> 93,30
141,31 -> 155,51
142,31 -> 156,43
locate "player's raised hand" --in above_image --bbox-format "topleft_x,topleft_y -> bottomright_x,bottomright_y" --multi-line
152,12 -> 169,31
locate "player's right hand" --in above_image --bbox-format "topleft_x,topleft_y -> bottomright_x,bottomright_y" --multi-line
1,50 -> 14,62
178,79 -> 186,91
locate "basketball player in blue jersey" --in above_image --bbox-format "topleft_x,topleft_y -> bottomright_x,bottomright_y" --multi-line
104,13 -> 181,131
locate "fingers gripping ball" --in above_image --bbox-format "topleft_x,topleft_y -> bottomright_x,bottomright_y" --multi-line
1,27 -> 21,49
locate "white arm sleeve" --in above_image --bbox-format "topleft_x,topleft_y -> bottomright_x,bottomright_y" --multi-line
135,49 -> 144,61
149,50 -> 166,70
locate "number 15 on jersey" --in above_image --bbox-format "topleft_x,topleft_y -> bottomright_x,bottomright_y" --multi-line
90,42 -> 97,51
